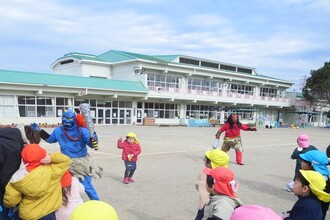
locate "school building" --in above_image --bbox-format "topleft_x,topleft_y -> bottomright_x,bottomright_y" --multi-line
0,50 -> 328,127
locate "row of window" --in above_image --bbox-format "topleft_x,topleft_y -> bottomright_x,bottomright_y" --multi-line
178,57 -> 253,74
143,102 -> 179,118
147,74 -> 283,98
188,78 -> 223,92
186,105 -> 256,120
228,83 -> 254,95
0,96 -> 133,118
147,74 -> 180,90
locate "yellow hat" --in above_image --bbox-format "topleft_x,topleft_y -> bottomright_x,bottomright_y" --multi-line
126,132 -> 138,144
300,170 -> 330,202
70,201 -> 118,220
205,149 -> 230,169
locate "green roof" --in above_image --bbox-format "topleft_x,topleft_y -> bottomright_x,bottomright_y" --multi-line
57,50 -> 292,85
153,55 -> 180,62
98,50 -> 168,63
60,50 -> 175,64
0,69 -> 148,92
58,52 -> 107,63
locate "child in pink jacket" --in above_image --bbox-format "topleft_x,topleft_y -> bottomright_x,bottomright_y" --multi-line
117,132 -> 141,184
55,171 -> 85,220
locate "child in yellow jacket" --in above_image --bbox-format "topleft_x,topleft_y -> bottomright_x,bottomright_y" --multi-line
4,144 -> 71,220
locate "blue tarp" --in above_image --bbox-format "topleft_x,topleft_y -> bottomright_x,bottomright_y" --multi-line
187,119 -> 212,127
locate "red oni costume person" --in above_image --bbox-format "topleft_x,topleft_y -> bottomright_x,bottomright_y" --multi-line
215,114 -> 257,165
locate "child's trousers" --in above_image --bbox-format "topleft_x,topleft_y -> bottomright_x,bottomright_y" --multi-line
124,161 -> 137,177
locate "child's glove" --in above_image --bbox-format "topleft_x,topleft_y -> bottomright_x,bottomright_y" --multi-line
90,138 -> 99,151
247,127 -> 257,131
30,122 -> 41,132
127,154 -> 134,161
215,130 -> 221,139
41,154 -> 51,165
280,211 -> 290,218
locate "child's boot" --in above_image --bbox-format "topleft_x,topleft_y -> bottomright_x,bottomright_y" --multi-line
123,177 -> 129,184
236,151 -> 244,165
128,177 -> 134,182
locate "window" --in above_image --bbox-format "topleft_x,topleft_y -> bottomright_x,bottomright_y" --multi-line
147,74 -> 181,91
144,102 -> 178,119
188,78 -> 223,94
227,83 -> 254,95
260,87 -> 277,97
0,95 -> 16,117
224,108 -> 255,120
179,57 -> 199,66
186,104 -> 222,119
237,67 -> 252,74
220,64 -> 236,71
201,61 -> 218,69
60,59 -> 74,65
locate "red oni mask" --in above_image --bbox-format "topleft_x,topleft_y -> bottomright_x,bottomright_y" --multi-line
232,114 -> 238,123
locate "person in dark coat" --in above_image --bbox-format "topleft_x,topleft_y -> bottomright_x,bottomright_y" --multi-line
0,125 -> 28,219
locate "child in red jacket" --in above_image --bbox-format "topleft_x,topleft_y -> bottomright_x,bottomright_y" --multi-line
117,132 -> 141,184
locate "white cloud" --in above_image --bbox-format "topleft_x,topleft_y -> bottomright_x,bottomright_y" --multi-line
0,0 -> 329,92
184,14 -> 230,28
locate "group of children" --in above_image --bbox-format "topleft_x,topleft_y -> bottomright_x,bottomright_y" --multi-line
285,134 -> 330,220
0,106 -> 140,220
0,124 -> 118,220
194,132 -> 330,220
2,111 -> 330,219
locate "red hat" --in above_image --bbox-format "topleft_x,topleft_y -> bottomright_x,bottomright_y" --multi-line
203,167 -> 238,198
61,170 -> 72,188
21,144 -> 47,172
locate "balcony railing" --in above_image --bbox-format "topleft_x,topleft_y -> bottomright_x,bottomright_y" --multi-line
147,86 -> 290,105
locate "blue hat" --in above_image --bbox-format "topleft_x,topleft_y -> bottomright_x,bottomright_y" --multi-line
300,150 -> 330,178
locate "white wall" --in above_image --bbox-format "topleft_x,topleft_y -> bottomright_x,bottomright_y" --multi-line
53,64 -> 82,76
112,64 -> 135,81
154,118 -> 180,125
82,64 -> 110,78
112,64 -> 146,85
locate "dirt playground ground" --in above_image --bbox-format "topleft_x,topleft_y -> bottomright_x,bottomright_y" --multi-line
42,125 -> 330,220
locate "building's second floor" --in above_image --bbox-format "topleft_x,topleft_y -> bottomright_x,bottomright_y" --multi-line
51,50 -> 293,107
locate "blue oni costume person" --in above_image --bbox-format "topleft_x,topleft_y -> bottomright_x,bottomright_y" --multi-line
31,109 -> 102,200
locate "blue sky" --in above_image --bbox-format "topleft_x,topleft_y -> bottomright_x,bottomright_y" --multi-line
1,0 -> 329,91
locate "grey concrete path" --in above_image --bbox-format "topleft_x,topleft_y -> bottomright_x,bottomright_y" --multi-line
42,126 -> 330,220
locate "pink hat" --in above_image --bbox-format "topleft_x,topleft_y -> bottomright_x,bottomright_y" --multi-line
230,205 -> 282,220
297,134 -> 309,151
203,167 -> 238,198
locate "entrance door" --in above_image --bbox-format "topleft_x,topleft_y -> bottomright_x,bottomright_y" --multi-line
136,109 -> 143,125
97,108 -> 112,124
112,109 -> 118,124
105,108 -> 111,124
119,109 -> 132,125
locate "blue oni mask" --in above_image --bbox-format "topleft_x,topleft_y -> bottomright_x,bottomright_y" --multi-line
62,109 -> 77,129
